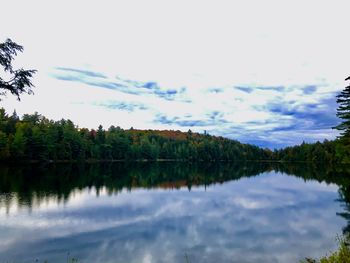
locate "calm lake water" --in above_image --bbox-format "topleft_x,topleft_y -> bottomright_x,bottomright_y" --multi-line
0,162 -> 349,263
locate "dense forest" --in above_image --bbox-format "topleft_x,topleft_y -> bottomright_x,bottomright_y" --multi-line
0,108 -> 273,162
273,139 -> 341,163
0,108 -> 348,163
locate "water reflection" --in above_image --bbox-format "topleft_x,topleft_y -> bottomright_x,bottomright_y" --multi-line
0,162 -> 273,212
0,162 -> 349,263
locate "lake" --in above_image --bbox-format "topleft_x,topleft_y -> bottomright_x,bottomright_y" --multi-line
0,162 -> 349,263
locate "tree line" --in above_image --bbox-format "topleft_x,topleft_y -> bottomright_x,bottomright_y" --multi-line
273,140 -> 340,163
0,107 -> 349,163
0,108 -> 273,162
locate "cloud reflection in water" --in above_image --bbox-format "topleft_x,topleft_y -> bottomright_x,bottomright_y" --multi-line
0,171 -> 345,263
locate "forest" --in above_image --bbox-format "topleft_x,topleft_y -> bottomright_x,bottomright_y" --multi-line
0,108 -> 347,163
0,108 -> 271,162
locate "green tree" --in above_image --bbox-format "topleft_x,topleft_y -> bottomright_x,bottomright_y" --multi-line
0,131 -> 10,159
334,77 -> 350,163
11,126 -> 26,158
96,125 -> 105,144
334,76 -> 350,136
0,39 -> 36,100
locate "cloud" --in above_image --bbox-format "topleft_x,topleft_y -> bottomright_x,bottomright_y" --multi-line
154,115 -> 209,127
52,69 -> 137,94
262,94 -> 339,131
52,67 -> 186,101
198,87 -> 341,148
86,81 -> 133,93
208,111 -> 223,120
208,88 -> 224,94
133,81 -> 185,101
11,65 -> 343,148
154,89 -> 178,101
96,101 -> 148,112
154,112 -> 228,127
234,86 -> 285,94
142,82 -> 158,90
303,85 -> 318,95
255,86 -> 285,92
55,67 -> 107,79
235,86 -> 254,93
54,75 -> 83,82
86,80 -> 340,149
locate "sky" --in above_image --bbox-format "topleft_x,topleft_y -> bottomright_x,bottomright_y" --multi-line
1,0 -> 350,148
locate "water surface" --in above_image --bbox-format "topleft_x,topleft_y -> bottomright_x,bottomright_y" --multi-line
0,163 -> 349,263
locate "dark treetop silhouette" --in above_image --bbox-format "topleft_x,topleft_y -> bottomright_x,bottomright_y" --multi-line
0,39 -> 36,100
335,76 -> 350,137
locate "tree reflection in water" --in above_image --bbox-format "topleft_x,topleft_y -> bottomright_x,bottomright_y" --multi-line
0,161 -> 349,263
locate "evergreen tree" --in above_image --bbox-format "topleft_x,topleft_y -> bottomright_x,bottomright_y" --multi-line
333,77 -> 350,162
334,77 -> 350,137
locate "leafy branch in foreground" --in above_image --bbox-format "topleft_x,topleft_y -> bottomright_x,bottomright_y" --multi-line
0,39 -> 36,100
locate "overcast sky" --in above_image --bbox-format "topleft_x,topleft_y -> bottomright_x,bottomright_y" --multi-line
1,0 -> 349,148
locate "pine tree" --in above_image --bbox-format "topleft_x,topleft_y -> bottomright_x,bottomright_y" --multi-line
334,77 -> 350,163
334,77 -> 350,137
